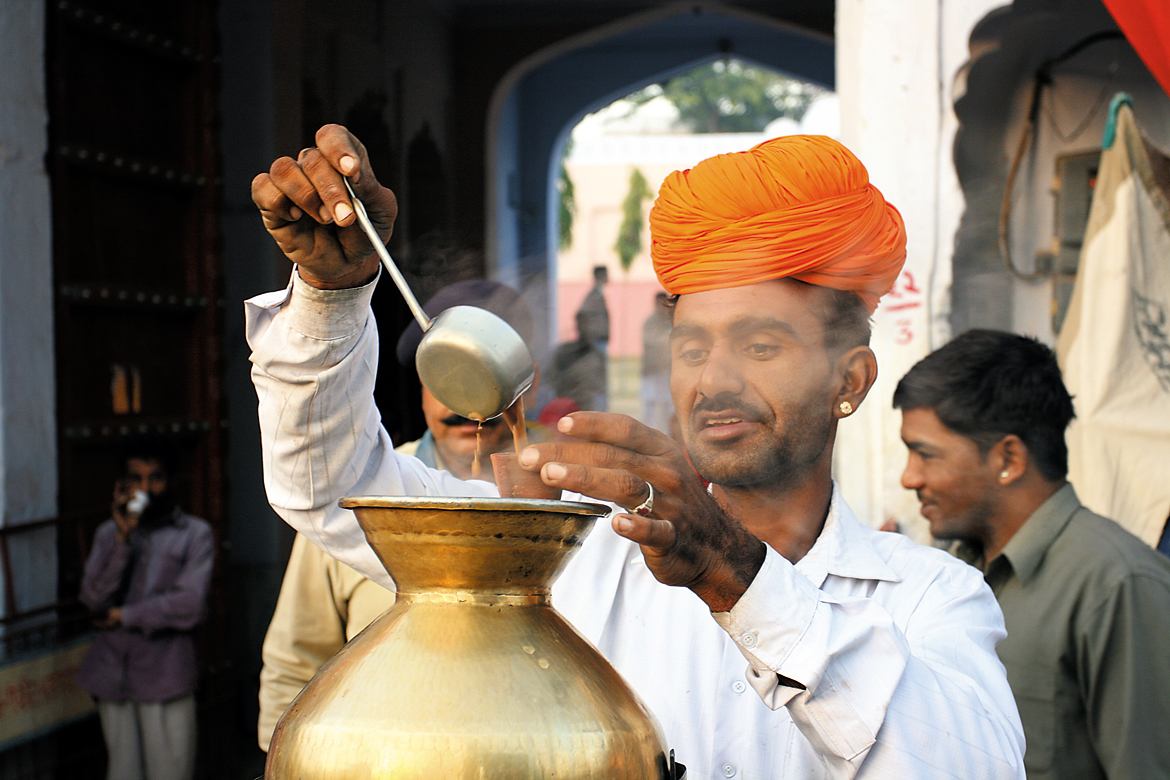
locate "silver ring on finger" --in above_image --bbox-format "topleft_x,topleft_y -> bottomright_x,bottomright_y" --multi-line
628,482 -> 655,517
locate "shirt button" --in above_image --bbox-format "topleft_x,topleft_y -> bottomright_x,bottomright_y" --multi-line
741,632 -> 757,647
732,680 -> 747,694
722,764 -> 737,777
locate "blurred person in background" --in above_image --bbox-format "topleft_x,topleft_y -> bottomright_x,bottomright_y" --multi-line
547,309 -> 607,412
577,264 -> 610,356
574,264 -> 610,409
77,437 -> 215,780
641,290 -> 673,433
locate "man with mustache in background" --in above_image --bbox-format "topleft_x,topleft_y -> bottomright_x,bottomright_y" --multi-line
246,126 -> 1026,778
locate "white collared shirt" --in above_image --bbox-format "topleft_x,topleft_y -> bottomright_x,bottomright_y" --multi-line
246,272 -> 1025,780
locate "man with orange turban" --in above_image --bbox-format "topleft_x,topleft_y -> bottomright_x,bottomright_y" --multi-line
248,127 -> 1025,778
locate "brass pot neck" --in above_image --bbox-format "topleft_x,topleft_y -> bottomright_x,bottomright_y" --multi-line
395,589 -> 552,607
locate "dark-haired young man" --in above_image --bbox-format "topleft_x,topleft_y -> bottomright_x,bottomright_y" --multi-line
76,438 -> 215,780
895,329 -> 1170,780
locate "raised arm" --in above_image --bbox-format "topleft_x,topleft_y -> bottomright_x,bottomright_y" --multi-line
247,125 -> 494,585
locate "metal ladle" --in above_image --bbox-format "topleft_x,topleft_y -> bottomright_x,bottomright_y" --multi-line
343,179 -> 535,421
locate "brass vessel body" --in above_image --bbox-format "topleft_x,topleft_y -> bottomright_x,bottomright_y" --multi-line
266,496 -> 671,779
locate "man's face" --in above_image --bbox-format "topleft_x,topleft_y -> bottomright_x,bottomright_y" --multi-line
669,279 -> 838,489
126,457 -> 167,497
421,387 -> 511,478
899,407 -> 1000,543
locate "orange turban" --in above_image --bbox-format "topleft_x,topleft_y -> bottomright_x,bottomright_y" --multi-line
650,135 -> 906,314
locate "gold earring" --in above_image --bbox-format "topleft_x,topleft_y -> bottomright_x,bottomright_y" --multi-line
839,400 -> 853,416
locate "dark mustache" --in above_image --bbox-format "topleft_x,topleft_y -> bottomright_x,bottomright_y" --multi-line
692,392 -> 764,420
439,414 -> 502,427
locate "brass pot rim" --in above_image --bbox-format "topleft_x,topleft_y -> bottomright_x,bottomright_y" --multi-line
338,494 -> 611,517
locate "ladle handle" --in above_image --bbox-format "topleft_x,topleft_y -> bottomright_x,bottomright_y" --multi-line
343,178 -> 432,332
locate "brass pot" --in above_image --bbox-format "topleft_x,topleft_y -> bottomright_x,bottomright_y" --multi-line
266,496 -> 675,779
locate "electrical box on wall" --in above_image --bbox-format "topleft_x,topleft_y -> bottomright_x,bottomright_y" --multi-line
1043,149 -> 1100,332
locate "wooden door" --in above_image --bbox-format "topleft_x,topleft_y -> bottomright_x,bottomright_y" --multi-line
43,0 -> 228,775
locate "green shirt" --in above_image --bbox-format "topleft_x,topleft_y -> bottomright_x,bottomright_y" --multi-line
960,484 -> 1170,779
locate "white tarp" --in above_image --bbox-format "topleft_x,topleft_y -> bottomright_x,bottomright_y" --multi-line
1056,100 -> 1170,547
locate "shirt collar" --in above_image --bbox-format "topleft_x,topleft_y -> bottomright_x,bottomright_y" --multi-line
794,483 -> 902,588
993,482 -> 1080,586
412,430 -> 445,471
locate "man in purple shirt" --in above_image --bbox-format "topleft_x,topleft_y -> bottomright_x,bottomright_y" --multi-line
76,438 -> 215,780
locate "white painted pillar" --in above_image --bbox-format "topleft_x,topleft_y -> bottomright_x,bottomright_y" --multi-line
833,0 -> 1003,539
0,0 -> 58,615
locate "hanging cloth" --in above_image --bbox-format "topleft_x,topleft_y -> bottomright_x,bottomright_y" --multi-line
1056,98 -> 1170,546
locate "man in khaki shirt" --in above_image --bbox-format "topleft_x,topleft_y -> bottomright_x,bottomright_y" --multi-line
894,329 -> 1170,780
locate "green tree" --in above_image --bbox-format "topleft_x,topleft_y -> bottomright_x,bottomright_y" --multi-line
614,167 -> 653,272
627,58 -> 824,133
557,138 -> 576,251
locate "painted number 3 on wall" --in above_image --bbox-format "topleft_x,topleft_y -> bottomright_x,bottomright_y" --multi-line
884,271 -> 922,346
